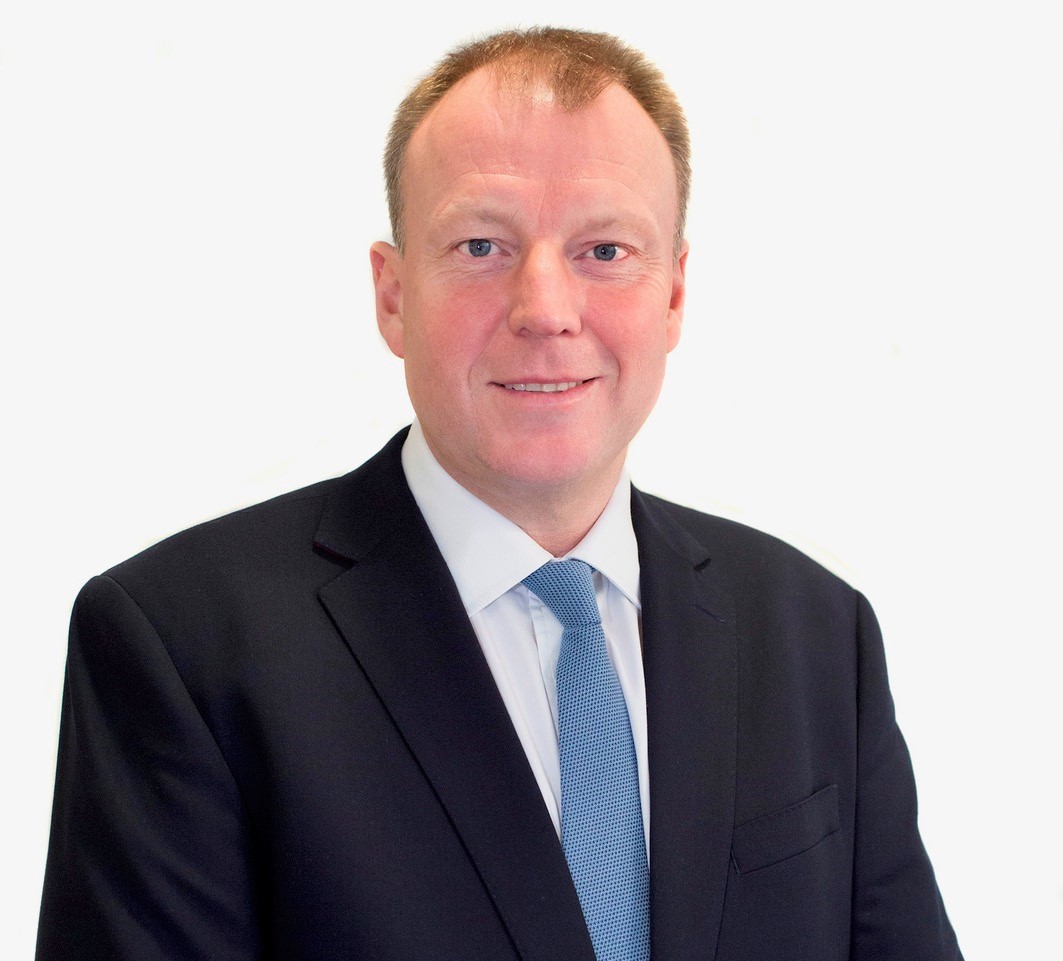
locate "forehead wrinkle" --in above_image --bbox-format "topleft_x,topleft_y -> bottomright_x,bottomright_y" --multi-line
411,96 -> 672,197
430,169 -> 542,213
434,167 -> 664,209
432,197 -> 522,233
429,178 -> 665,250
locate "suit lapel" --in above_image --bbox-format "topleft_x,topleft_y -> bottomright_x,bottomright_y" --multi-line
633,488 -> 737,961
315,433 -> 595,961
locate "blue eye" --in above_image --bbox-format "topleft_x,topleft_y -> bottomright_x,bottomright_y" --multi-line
592,244 -> 618,261
466,239 -> 493,257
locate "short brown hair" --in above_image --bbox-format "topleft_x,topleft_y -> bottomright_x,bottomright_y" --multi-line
383,27 -> 691,256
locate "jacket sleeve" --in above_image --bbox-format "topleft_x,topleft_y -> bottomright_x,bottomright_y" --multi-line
36,575 -> 263,961
851,591 -> 963,960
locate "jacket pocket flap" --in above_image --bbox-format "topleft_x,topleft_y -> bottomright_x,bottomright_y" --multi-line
731,784 -> 840,874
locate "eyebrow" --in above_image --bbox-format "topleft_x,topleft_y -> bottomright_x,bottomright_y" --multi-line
432,200 -> 521,231
576,213 -> 655,237
432,201 -> 656,242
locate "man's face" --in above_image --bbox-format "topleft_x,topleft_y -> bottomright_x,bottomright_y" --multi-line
372,68 -> 686,509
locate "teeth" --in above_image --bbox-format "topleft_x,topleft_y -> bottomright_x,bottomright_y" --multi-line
505,381 -> 583,393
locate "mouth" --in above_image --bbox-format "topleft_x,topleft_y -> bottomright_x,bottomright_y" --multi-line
501,380 -> 586,393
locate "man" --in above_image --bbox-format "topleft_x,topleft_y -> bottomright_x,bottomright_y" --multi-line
37,27 -> 962,961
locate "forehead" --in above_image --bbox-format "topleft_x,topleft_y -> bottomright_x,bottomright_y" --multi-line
402,68 -> 678,231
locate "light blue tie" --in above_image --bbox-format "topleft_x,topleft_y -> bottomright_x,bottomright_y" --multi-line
523,560 -> 650,961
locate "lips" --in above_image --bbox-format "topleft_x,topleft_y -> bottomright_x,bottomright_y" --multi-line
502,381 -> 584,393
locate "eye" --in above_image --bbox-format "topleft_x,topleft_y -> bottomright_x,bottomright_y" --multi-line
465,239 -> 494,257
585,243 -> 627,262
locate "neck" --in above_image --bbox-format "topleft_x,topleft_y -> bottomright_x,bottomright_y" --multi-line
414,425 -> 628,557
455,468 -> 624,558
507,491 -> 614,558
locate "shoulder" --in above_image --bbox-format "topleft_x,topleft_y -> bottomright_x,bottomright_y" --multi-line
100,430 -> 411,599
633,488 -> 858,609
104,474 -> 341,585
633,491 -> 871,696
635,489 -> 845,578
71,475 -> 356,652
66,432 -> 416,709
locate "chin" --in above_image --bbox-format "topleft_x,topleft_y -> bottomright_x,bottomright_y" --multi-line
484,440 -> 617,493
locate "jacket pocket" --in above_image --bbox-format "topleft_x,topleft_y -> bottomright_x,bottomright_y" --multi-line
731,784 -> 840,875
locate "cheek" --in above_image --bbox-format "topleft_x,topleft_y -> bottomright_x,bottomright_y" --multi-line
590,288 -> 674,366
405,286 -> 497,376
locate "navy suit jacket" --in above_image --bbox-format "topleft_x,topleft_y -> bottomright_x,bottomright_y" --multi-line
37,429 -> 962,960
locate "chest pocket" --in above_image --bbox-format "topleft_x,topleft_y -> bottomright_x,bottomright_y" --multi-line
731,784 -> 840,875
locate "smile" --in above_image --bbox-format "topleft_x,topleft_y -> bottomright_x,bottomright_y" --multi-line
503,381 -> 584,393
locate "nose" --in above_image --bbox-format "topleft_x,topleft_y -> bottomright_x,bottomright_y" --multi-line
507,244 -> 583,337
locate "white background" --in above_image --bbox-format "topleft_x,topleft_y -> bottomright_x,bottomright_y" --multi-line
2,2 -> 1061,957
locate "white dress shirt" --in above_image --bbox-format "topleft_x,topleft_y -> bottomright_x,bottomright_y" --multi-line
401,421 -> 650,849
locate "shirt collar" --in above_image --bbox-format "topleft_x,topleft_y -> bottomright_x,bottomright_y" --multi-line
401,420 -> 641,616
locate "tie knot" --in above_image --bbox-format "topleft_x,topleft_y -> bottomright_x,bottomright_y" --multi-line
522,559 -> 601,628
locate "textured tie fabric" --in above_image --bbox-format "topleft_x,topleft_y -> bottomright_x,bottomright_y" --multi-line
522,560 -> 650,961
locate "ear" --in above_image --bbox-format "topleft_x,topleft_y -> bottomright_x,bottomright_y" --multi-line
665,240 -> 688,352
370,241 -> 405,358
